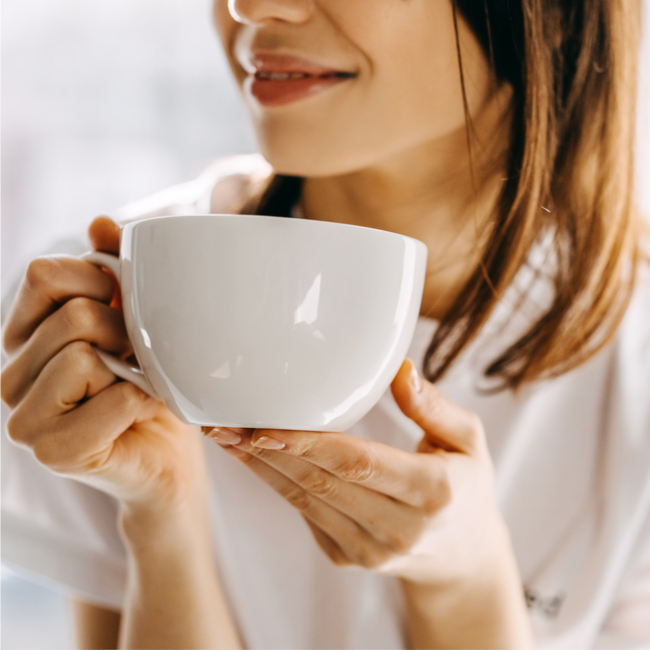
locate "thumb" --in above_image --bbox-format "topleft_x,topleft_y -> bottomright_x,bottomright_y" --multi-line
390,358 -> 485,456
88,216 -> 120,255
88,216 -> 122,309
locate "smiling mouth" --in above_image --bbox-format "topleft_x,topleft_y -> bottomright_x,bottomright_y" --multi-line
248,68 -> 357,107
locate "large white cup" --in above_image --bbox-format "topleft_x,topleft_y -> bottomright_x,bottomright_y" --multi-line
83,214 -> 427,431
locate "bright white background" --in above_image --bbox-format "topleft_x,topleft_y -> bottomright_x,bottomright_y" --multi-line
1,1 -> 649,648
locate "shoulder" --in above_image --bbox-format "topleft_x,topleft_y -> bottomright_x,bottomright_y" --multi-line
113,154 -> 273,224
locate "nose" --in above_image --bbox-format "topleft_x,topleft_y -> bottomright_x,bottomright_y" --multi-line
228,0 -> 313,25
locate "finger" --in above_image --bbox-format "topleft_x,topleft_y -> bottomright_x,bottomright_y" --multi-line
1,298 -> 131,408
391,358 -> 486,456
41,382 -> 159,475
246,429 -> 444,509
221,445 -> 391,570
2,256 -> 116,354
234,436 -> 424,548
7,342 -> 156,472
88,216 -> 120,255
7,341 -> 123,444
202,426 -> 253,445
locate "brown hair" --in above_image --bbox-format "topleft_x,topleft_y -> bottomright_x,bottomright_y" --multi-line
429,0 -> 644,388
252,0 -> 644,389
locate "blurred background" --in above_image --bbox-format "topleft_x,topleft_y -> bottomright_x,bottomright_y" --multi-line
1,0 -> 257,285
1,1 -> 649,648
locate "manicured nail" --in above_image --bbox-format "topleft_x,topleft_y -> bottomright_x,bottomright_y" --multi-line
207,428 -> 242,445
252,435 -> 286,450
409,360 -> 422,393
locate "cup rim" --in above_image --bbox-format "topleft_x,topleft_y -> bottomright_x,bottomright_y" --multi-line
124,213 -> 428,252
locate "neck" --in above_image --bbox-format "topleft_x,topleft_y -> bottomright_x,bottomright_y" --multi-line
301,84 -> 512,320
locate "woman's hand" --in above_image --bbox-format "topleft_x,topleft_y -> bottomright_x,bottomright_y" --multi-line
2,216 -> 242,649
206,359 -> 534,648
207,359 -> 501,581
1,216 -> 204,511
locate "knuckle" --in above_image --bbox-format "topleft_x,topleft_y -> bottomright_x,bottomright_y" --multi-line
63,340 -> 100,375
283,484 -> 314,512
61,297 -> 100,336
0,365 -> 19,409
24,256 -> 62,294
337,444 -> 377,483
301,471 -> 337,499
6,408 -> 30,445
115,380 -> 146,412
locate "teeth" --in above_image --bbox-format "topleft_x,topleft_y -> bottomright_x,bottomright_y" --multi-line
257,71 -> 310,80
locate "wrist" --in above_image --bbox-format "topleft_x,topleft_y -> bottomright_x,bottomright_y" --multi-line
401,520 -> 534,649
116,485 -> 242,649
118,495 -> 211,556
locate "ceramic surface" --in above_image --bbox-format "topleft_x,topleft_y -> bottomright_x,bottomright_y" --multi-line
86,214 -> 427,431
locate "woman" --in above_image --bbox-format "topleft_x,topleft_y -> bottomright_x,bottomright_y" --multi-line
2,0 -> 649,648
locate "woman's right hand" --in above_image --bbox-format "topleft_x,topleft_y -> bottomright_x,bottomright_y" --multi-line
1,216 -> 206,513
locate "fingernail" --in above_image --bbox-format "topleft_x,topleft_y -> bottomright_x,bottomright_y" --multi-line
207,428 -> 242,445
409,361 -> 423,393
252,435 -> 285,450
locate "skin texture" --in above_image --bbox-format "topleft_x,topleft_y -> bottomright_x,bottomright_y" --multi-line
1,1 -> 533,648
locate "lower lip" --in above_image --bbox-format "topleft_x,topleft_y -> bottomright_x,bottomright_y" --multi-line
248,75 -> 352,107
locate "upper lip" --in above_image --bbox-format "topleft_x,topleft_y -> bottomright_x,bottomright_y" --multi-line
241,52 -> 357,78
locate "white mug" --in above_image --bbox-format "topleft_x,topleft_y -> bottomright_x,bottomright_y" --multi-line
83,214 -> 427,431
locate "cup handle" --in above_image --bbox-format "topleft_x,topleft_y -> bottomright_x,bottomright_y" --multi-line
80,251 -> 158,399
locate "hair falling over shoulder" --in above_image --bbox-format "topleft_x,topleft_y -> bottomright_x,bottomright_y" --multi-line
423,0 -> 646,389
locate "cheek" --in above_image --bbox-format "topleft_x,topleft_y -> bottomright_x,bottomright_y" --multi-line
370,47 -> 466,142
354,5 -> 466,140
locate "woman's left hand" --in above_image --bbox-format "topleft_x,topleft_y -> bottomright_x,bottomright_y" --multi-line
203,358 -> 510,586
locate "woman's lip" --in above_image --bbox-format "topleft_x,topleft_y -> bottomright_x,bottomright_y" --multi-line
246,52 -> 355,77
247,73 -> 353,107
240,52 -> 357,107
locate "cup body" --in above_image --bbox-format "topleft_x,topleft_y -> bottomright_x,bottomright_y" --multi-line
118,214 -> 427,431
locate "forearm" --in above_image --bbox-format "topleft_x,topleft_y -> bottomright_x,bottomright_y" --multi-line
401,527 -> 534,649
118,501 -> 242,650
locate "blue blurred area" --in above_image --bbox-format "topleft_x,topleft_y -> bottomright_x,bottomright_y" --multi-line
1,567 -> 72,649
1,0 -> 257,283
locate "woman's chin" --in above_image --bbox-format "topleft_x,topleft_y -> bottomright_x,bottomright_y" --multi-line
259,144 -> 370,179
